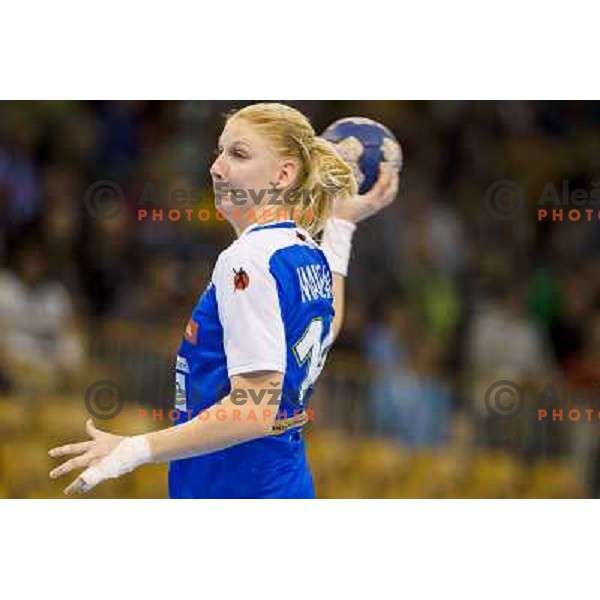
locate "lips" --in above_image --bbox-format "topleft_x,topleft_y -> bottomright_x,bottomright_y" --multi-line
213,180 -> 233,198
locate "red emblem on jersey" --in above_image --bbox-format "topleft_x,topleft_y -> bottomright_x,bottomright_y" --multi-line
233,268 -> 250,291
184,319 -> 198,344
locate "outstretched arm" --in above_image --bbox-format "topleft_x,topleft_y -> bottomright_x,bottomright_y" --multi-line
50,230 -> 291,495
49,370 -> 282,495
322,164 -> 400,342
145,370 -> 282,462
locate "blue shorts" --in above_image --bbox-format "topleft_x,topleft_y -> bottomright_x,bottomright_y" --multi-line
168,430 -> 315,499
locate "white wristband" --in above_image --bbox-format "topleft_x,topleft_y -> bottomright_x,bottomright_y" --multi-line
320,218 -> 356,277
79,435 -> 153,491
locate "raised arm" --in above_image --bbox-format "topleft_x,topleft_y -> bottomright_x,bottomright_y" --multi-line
321,164 -> 400,342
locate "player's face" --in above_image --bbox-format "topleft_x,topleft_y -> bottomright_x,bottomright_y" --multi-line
210,118 -> 291,227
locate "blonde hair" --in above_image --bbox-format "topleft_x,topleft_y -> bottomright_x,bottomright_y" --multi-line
227,103 -> 358,236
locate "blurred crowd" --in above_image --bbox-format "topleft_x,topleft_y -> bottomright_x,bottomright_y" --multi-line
0,101 -> 599,495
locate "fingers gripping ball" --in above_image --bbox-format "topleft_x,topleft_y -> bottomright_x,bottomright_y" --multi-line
321,117 -> 403,194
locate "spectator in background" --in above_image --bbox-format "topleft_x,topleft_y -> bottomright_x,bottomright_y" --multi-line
406,239 -> 461,347
0,108 -> 41,228
398,342 -> 452,447
465,283 -> 557,454
364,291 -> 411,375
38,166 -> 83,300
364,292 -> 452,446
467,284 -> 555,378
364,291 -> 411,439
563,298 -> 600,492
0,240 -> 84,393
77,196 -> 136,318
547,265 -> 598,369
111,253 -> 189,326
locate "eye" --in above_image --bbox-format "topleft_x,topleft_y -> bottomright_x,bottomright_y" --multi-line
214,146 -> 223,157
228,145 -> 249,159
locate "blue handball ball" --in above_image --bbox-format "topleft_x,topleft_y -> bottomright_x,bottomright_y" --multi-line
321,117 -> 403,194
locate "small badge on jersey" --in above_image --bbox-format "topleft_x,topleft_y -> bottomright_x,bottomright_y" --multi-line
174,371 -> 187,411
233,267 -> 250,291
176,355 -> 189,374
184,318 -> 199,344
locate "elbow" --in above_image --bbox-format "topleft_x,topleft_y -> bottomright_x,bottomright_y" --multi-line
258,405 -> 278,437
239,403 -> 278,440
230,371 -> 283,439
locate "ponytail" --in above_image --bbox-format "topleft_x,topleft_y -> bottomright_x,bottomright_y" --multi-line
295,137 -> 357,236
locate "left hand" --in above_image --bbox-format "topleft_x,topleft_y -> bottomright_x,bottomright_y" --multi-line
332,163 -> 400,223
49,418 -> 123,495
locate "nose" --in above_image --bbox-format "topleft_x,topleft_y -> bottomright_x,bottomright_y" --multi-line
210,153 -> 227,182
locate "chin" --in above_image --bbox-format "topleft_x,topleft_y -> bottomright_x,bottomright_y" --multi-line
216,200 -> 249,229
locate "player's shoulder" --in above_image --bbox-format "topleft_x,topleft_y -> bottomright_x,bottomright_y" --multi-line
217,221 -> 320,272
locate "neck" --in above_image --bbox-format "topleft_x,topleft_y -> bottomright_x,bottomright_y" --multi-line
230,206 -> 293,237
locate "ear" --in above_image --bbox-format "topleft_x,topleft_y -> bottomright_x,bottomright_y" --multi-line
276,158 -> 300,189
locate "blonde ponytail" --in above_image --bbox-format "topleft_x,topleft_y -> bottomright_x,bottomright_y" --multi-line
228,103 -> 358,236
295,137 -> 357,235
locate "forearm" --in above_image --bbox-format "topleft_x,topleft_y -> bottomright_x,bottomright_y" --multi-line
145,395 -> 275,463
56,372 -> 283,494
324,164 -> 399,343
321,218 -> 355,342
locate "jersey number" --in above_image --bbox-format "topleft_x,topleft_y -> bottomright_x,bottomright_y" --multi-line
292,317 -> 332,406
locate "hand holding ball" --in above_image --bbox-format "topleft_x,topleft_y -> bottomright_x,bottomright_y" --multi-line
321,117 -> 403,194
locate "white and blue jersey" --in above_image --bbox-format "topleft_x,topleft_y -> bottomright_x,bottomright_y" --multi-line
168,221 -> 334,498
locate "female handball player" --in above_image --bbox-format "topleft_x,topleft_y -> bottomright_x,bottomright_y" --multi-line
48,102 -> 399,498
